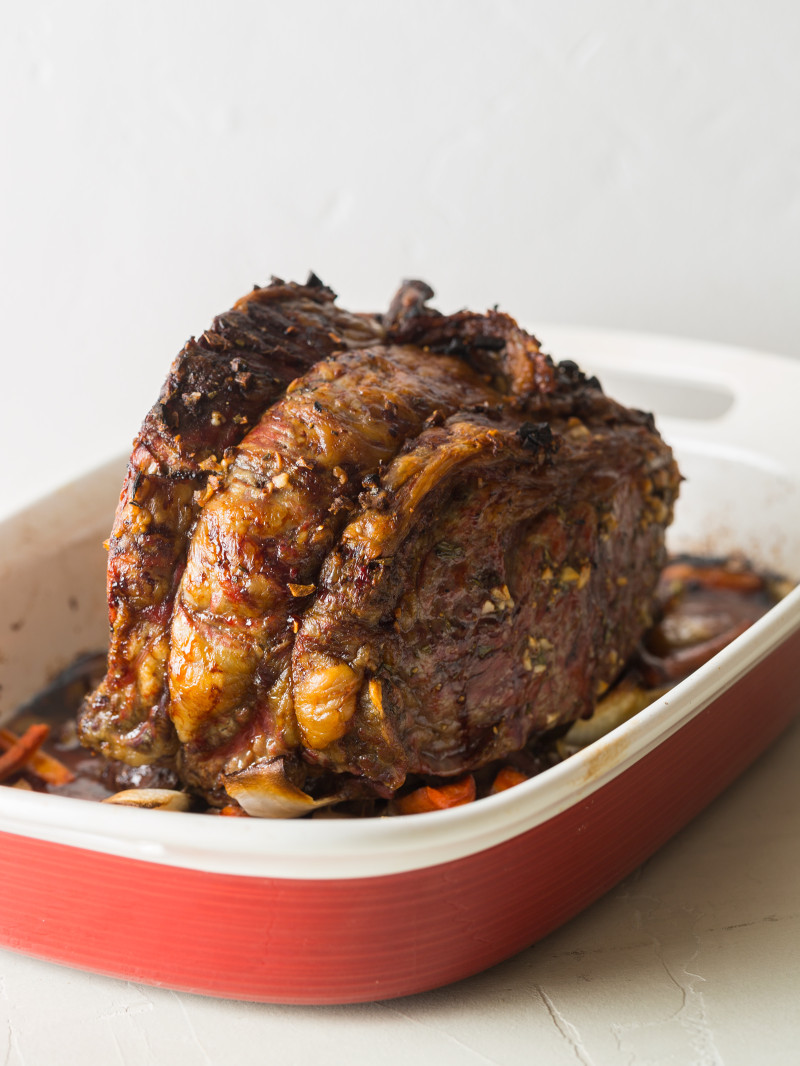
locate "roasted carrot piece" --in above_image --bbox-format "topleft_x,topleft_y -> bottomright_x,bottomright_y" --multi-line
219,804 -> 250,817
660,562 -> 763,593
490,766 -> 528,794
0,724 -> 51,783
395,775 -> 476,815
0,727 -> 75,785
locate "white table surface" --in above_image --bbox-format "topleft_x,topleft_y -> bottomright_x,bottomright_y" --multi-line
2,710 -> 798,1066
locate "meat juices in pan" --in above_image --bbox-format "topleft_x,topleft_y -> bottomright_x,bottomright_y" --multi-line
78,277 -> 681,814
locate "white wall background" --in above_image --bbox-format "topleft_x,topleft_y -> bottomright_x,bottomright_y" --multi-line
3,0 -> 799,512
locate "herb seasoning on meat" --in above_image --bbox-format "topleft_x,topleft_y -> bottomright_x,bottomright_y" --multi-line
73,277 -> 683,816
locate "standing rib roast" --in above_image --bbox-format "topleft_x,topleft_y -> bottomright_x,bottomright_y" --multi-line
78,276 -> 681,815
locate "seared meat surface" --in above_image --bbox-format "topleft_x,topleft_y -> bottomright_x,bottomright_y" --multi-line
79,277 -> 680,814
81,277 -> 383,767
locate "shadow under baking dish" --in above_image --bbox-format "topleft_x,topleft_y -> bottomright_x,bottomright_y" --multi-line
1,327 -> 799,1004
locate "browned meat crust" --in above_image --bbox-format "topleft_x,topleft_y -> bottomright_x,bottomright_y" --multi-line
292,403 -> 675,791
80,277 -> 384,765
169,345 -> 509,793
79,278 -> 681,812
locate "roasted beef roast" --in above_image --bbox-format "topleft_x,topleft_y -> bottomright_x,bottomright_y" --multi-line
78,277 -> 681,815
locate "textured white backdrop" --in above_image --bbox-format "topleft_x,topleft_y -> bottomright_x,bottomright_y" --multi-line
2,0 -> 799,511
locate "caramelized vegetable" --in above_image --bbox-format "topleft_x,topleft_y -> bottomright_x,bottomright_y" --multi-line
490,767 -> 529,794
219,805 -> 250,817
394,775 -> 477,815
0,725 -> 51,783
102,788 -> 191,811
0,727 -> 75,786
659,560 -> 764,592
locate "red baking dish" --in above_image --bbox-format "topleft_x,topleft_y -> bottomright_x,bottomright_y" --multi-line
1,327 -> 798,1005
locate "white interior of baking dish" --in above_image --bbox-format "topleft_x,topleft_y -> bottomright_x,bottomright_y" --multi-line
1,327 -> 799,879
